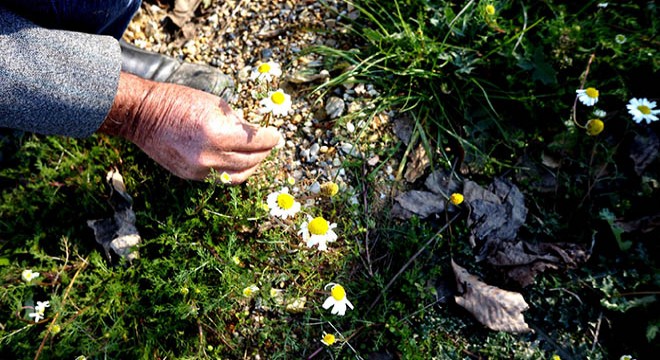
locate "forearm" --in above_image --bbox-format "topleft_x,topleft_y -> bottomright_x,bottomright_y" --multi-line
98,71 -> 153,139
0,6 -> 121,137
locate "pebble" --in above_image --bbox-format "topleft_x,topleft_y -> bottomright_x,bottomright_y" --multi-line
261,48 -> 273,59
309,182 -> 321,193
300,148 -> 310,162
310,143 -> 320,156
325,96 -> 346,119
339,142 -> 362,158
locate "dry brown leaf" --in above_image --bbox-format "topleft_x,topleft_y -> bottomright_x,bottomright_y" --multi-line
452,260 -> 532,333
465,177 -> 527,252
404,143 -> 430,183
392,169 -> 463,220
87,169 -> 141,264
464,177 -> 591,286
393,190 -> 445,219
424,169 -> 462,196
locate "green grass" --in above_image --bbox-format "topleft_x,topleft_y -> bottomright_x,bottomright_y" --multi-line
2,0 -> 659,359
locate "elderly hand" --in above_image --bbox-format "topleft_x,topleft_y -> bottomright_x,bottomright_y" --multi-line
99,72 -> 281,183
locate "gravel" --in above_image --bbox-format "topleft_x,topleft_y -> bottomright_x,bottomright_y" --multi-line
124,0 -> 402,200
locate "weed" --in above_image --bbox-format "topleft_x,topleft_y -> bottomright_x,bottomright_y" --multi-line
2,0 -> 659,359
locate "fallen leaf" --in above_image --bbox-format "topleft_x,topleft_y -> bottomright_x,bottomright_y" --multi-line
424,169 -> 462,196
465,177 -> 591,286
452,260 -> 532,333
404,143 -> 430,183
87,169 -> 141,264
392,170 -> 463,220
488,241 -> 592,287
165,0 -> 202,28
465,177 -> 527,253
393,190 -> 445,219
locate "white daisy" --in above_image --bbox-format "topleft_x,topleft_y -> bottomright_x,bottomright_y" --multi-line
266,187 -> 301,219
28,300 -> 50,322
219,172 -> 232,184
576,87 -> 599,106
249,61 -> 282,82
242,284 -> 259,298
299,216 -> 338,251
322,283 -> 354,316
259,89 -> 293,117
626,97 -> 660,124
21,269 -> 39,282
35,300 -> 50,313
29,310 -> 44,322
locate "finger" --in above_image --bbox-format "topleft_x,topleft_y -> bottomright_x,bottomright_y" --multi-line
209,163 -> 262,184
199,148 -> 274,173
207,113 -> 282,152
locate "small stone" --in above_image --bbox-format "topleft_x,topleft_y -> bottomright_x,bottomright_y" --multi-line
261,48 -> 273,59
339,142 -> 361,158
292,114 -> 303,124
300,148 -> 310,162
310,143 -> 320,156
325,96 -> 345,119
368,155 -> 380,166
346,122 -> 355,133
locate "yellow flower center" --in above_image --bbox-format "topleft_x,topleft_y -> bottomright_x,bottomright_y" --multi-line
586,119 -> 604,136
276,193 -> 295,210
638,105 -> 651,115
331,284 -> 346,301
450,193 -> 464,205
585,87 -> 599,99
485,5 -> 495,15
308,217 -> 329,235
271,91 -> 286,105
219,172 -> 232,184
321,182 -> 339,197
323,333 -> 336,345
258,63 -> 271,74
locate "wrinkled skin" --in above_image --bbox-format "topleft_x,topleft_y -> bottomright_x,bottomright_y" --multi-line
100,72 -> 281,183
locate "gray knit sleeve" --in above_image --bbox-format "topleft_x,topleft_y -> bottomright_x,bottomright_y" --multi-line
0,6 -> 121,137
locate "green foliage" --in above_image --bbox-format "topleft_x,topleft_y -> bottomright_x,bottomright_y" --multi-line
2,1 -> 659,359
